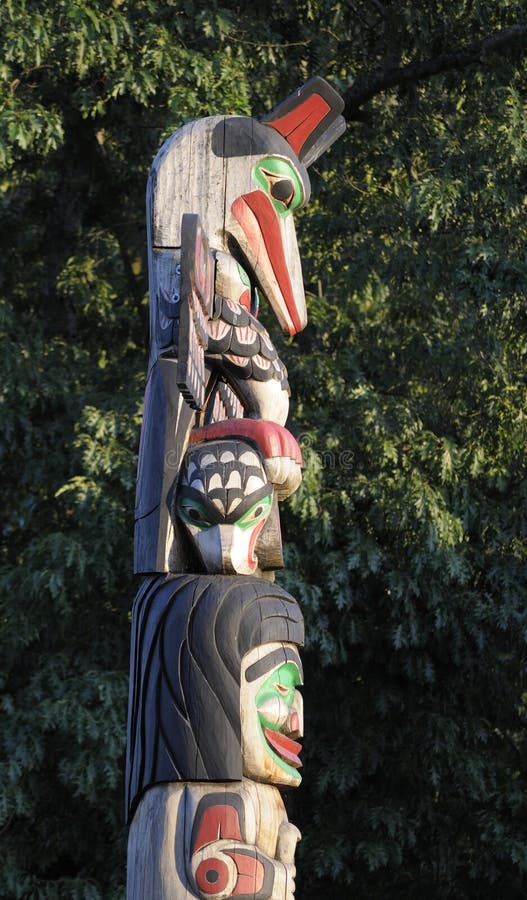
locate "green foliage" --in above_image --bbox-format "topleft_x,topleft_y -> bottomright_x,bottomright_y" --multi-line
1,1 -> 526,897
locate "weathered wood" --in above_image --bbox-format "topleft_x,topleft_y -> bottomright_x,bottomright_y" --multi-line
125,574 -> 304,822
128,76 -> 345,898
176,213 -> 214,410
128,780 -> 300,900
134,359 -> 194,574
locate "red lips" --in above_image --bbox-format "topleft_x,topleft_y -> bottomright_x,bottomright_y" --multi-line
263,727 -> 302,768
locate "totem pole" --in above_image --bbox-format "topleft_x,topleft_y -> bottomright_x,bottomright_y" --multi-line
126,77 -> 345,899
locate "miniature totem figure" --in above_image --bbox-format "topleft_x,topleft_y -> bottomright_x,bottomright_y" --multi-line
127,76 -> 345,898
134,76 -> 345,575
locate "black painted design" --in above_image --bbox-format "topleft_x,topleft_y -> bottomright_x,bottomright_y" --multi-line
222,847 -> 275,900
125,574 -> 304,822
207,296 -> 288,387
245,647 -> 303,684
191,792 -> 246,853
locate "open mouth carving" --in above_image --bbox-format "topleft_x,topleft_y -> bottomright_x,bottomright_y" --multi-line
263,728 -> 302,768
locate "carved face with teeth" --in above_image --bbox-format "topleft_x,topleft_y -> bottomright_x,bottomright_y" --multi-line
240,641 -> 303,787
176,439 -> 273,575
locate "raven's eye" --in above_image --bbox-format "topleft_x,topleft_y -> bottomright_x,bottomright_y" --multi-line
270,178 -> 295,206
253,156 -> 305,217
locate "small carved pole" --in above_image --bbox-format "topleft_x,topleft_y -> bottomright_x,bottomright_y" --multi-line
126,77 -> 345,899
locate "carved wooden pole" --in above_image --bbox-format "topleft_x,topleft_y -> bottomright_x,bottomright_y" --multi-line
126,77 -> 345,899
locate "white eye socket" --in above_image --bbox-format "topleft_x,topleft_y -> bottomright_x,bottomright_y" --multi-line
257,697 -> 289,727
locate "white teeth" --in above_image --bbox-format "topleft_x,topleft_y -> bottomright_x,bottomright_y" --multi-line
211,497 -> 226,512
220,450 -> 235,463
264,459 -> 280,483
208,473 -> 223,490
246,474 -> 265,493
263,458 -> 302,499
200,453 -> 216,467
226,470 -> 241,489
239,450 -> 261,466
227,496 -> 241,515
186,461 -> 198,480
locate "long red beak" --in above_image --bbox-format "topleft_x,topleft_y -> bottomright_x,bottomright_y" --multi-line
231,191 -> 307,336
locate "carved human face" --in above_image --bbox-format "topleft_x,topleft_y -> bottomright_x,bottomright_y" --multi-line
176,439 -> 273,575
240,642 -> 303,787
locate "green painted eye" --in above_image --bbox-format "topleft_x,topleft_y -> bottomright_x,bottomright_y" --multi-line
176,497 -> 214,530
236,493 -> 272,531
253,156 -> 305,217
255,662 -> 302,709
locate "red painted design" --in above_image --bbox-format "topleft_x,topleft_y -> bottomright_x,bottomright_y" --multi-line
225,852 -> 265,895
248,516 -> 268,570
208,319 -> 230,340
193,804 -> 243,853
231,192 -> 302,336
195,857 -> 230,894
253,354 -> 271,370
237,325 -> 254,346
189,420 -> 302,466
264,727 -> 302,767
226,353 -> 251,368
266,94 -> 331,156
239,288 -> 251,312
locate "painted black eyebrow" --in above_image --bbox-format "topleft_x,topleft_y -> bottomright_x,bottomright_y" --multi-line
244,647 -> 303,683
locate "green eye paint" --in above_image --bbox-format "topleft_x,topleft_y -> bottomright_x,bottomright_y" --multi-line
253,156 -> 305,217
236,493 -> 272,531
176,497 -> 214,530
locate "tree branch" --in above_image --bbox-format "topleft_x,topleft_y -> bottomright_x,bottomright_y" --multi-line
343,24 -> 527,119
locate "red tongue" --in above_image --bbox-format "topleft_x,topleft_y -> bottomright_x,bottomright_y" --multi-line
263,728 -> 302,767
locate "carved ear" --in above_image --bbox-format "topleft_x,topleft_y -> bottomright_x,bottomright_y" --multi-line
261,75 -> 346,167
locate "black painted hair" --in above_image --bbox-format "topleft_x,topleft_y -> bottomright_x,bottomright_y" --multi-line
125,573 -> 304,822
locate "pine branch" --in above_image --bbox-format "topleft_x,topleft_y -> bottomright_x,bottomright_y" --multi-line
343,24 -> 527,119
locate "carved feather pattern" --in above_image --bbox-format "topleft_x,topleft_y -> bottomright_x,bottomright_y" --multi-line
207,295 -> 288,386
